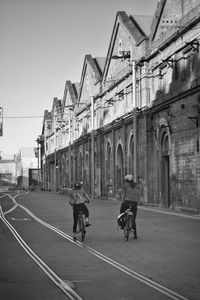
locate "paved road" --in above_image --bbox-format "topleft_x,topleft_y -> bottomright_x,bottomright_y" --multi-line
0,189 -> 200,300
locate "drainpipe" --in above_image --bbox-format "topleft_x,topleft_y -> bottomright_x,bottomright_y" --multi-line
91,95 -> 95,201
69,116 -> 72,188
44,134 -> 47,191
37,143 -> 40,190
54,127 -> 57,191
132,60 -> 138,182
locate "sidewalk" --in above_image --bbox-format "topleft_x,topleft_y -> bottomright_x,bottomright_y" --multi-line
138,205 -> 200,220
93,195 -> 200,220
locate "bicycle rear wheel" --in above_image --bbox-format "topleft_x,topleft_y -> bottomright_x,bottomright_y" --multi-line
124,226 -> 129,241
79,216 -> 86,241
124,215 -> 132,241
81,228 -> 86,241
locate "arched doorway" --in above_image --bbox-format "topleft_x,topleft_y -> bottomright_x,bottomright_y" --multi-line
160,131 -> 170,207
116,144 -> 124,199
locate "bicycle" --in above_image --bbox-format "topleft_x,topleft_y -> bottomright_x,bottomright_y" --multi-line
77,210 -> 86,241
123,207 -> 134,241
57,185 -> 70,195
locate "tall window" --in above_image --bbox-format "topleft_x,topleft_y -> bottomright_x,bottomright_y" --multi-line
129,136 -> 134,175
116,144 -> 124,192
78,153 -> 83,181
107,144 -> 112,181
85,152 -> 89,194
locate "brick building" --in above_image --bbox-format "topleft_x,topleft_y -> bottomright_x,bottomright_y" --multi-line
39,0 -> 200,212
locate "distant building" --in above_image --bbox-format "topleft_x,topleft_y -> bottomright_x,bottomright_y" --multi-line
15,147 -> 39,189
0,157 -> 16,185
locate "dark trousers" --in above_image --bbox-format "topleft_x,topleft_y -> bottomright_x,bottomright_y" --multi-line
120,200 -> 137,237
73,203 -> 89,233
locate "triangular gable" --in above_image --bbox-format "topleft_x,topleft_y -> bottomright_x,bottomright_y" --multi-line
149,0 -> 166,42
103,11 -> 149,86
52,97 -> 62,119
42,110 -> 52,134
63,80 -> 78,108
149,0 -> 192,43
78,54 -> 104,105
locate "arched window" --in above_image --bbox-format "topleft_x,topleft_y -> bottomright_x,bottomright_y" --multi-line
116,144 -> 124,192
62,154 -> 66,186
84,152 -> 90,194
128,135 -> 134,175
161,132 -> 169,155
107,143 -> 112,181
66,158 -> 69,187
71,154 -> 74,184
160,130 -> 170,207
78,152 -> 83,181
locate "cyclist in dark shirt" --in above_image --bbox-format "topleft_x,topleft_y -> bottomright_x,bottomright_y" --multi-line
69,182 -> 91,240
118,174 -> 139,239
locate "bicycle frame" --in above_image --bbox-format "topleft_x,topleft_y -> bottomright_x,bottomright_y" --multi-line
124,208 -> 134,241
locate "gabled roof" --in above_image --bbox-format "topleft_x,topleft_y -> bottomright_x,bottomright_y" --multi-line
148,0 -> 200,51
78,54 -> 105,101
103,11 -> 152,82
63,80 -> 78,108
42,110 -> 52,134
52,97 -> 62,118
118,11 -> 148,45
149,0 -> 166,42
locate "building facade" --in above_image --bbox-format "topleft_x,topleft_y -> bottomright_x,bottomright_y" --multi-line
39,0 -> 200,212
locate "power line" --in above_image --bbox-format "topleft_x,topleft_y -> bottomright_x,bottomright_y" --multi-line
4,116 -> 43,119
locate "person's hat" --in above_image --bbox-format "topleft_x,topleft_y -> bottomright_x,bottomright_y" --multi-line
124,174 -> 133,181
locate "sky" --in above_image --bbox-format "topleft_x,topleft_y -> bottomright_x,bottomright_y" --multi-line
0,0 -> 158,158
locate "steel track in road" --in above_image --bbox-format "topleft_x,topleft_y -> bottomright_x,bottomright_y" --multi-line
1,192 -> 190,300
0,196 -> 83,300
